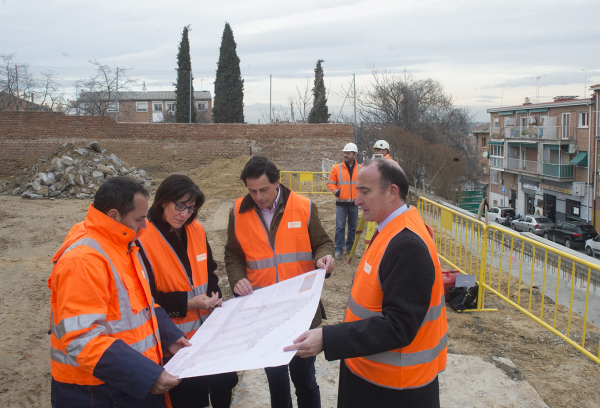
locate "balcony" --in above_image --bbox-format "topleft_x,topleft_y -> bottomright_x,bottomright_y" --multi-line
506,158 -> 540,174
502,158 -> 574,179
504,125 -> 575,140
489,156 -> 504,168
542,163 -> 574,178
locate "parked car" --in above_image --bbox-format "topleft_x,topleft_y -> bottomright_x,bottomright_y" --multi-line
585,235 -> 600,257
487,207 -> 516,225
511,215 -> 555,235
543,221 -> 598,249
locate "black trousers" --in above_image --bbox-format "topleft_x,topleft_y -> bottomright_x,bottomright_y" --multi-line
264,355 -> 320,408
168,371 -> 238,408
337,360 -> 440,408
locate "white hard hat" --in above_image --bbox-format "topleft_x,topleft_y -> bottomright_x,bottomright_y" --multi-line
373,140 -> 390,150
342,143 -> 358,153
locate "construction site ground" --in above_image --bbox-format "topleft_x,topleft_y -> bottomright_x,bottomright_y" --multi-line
1,156 -> 600,408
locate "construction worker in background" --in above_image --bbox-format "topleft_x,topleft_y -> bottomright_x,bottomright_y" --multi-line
48,177 -> 190,408
327,142 -> 362,260
225,155 -> 335,408
285,159 -> 447,408
373,140 -> 395,161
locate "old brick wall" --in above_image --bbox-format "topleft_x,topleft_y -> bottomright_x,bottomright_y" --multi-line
0,111 -> 353,176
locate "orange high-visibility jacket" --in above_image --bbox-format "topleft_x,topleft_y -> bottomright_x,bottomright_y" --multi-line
233,190 -> 314,289
344,206 -> 447,389
137,220 -> 209,339
48,205 -> 163,386
326,161 -> 361,203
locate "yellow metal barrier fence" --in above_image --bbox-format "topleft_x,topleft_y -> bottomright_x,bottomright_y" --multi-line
417,196 -> 600,366
417,197 -> 487,278
280,171 -> 334,195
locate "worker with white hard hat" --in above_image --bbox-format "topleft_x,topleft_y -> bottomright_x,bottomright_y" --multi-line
373,140 -> 394,161
327,142 -> 362,259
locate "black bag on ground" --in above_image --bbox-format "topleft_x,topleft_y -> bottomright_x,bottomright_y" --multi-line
448,285 -> 478,312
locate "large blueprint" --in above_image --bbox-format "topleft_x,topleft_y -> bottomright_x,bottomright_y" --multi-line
164,269 -> 326,378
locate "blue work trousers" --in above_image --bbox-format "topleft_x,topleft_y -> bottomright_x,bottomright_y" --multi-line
264,355 -> 320,408
335,204 -> 359,254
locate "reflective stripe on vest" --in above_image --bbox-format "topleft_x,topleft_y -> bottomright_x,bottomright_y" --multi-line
175,319 -> 202,334
50,238 -> 157,366
363,333 -> 447,368
346,293 -> 445,326
246,251 -> 314,271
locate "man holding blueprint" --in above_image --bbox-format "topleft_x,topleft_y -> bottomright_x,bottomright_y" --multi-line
224,156 -> 335,408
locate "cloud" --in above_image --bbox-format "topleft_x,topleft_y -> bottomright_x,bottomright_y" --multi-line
482,70 -> 600,90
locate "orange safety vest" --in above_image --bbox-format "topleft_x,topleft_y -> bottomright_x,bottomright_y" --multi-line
327,161 -> 362,203
48,205 -> 163,386
233,191 -> 314,288
344,206 -> 447,390
137,220 -> 210,339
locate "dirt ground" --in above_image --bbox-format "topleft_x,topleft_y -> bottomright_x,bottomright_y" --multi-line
1,159 -> 600,407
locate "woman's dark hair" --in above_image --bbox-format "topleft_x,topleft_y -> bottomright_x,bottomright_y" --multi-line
240,156 -> 280,186
94,177 -> 149,217
148,174 -> 205,226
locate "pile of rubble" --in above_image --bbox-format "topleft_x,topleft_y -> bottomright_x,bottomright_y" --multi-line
0,141 -> 156,199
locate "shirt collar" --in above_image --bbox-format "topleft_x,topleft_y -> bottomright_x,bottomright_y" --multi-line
262,186 -> 281,213
377,203 -> 409,232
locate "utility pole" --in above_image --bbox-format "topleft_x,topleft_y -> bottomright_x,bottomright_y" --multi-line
269,75 -> 272,124
353,73 -> 357,145
115,68 -> 119,122
501,89 -> 507,107
189,71 -> 192,124
15,64 -> 19,110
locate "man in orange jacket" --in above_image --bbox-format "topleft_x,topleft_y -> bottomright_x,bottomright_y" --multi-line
49,177 -> 190,408
373,139 -> 395,162
327,142 -> 361,260
285,160 -> 447,407
225,156 -> 335,408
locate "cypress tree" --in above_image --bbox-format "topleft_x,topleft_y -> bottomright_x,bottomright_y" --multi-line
308,59 -> 330,124
175,25 -> 196,123
213,22 -> 244,123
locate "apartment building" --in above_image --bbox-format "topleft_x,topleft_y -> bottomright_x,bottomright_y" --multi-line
72,91 -> 212,123
486,93 -> 597,227
468,123 -> 490,193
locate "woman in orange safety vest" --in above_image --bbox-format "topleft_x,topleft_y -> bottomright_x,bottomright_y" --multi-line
136,175 -> 237,408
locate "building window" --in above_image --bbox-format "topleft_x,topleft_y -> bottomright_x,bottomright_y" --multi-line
482,137 -> 487,147
579,111 -> 589,128
107,102 -> 118,113
153,102 -> 163,112
136,102 -> 148,112
494,117 -> 499,128
490,170 -> 499,185
166,102 -> 176,112
196,101 -> 207,111
562,113 -> 571,138
490,145 -> 504,157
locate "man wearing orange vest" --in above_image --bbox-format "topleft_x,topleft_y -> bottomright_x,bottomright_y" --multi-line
373,139 -> 395,161
225,156 -> 335,408
285,159 -> 447,407
327,142 -> 362,260
49,177 -> 190,408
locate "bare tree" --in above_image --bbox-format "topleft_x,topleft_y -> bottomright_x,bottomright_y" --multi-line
0,54 -> 61,111
74,60 -> 136,118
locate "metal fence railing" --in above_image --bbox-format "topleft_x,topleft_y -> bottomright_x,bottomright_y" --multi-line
280,171 -> 333,195
417,196 -> 600,366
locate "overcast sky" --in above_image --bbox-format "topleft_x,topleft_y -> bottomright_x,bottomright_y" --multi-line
2,0 -> 600,123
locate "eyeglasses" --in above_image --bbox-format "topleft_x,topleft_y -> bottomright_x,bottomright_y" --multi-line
173,201 -> 198,213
